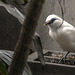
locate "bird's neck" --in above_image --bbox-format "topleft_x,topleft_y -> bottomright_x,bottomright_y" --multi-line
48,26 -> 56,35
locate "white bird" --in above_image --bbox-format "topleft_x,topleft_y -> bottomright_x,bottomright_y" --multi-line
44,14 -> 75,62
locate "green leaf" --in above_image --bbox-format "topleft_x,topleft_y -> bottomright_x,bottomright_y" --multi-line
0,61 -> 7,75
1,0 -> 8,4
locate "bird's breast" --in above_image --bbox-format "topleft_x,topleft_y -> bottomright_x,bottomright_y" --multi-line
56,36 -> 75,52
49,26 -> 75,52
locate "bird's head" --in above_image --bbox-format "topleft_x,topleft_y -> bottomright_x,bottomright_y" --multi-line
44,14 -> 63,28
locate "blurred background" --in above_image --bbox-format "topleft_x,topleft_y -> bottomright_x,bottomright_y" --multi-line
0,0 -> 75,51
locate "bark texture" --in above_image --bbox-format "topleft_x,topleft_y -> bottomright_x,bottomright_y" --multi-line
7,0 -> 45,75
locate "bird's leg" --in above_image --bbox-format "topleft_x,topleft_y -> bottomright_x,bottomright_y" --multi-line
58,51 -> 70,64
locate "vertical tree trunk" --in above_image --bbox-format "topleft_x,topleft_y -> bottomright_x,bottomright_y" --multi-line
7,0 -> 45,75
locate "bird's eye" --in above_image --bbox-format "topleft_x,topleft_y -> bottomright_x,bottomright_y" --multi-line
48,18 -> 56,24
51,18 -> 56,22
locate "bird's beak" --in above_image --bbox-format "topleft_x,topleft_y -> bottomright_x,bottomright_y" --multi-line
44,22 -> 48,26
44,20 -> 50,26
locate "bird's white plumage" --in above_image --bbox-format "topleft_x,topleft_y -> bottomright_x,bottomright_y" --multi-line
45,14 -> 75,52
46,14 -> 62,22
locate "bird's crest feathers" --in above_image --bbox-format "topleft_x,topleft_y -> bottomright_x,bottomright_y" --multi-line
46,14 -> 62,22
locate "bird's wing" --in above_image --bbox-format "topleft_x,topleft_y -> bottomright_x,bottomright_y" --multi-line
61,27 -> 75,42
57,27 -> 75,51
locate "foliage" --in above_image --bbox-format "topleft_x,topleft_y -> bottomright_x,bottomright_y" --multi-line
0,60 -> 7,75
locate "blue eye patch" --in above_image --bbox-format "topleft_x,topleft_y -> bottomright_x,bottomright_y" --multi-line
48,18 -> 56,24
